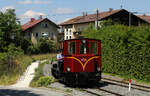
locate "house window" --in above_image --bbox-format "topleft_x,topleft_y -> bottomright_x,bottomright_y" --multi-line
66,31 -> 68,35
70,36 -> 71,39
41,23 -> 48,28
78,28 -> 81,31
66,29 -> 68,32
66,36 -> 68,40
36,33 -> 38,37
69,30 -> 72,35
28,32 -> 30,37
51,32 -> 54,40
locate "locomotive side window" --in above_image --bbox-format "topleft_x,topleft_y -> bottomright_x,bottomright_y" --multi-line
68,42 -> 76,55
90,42 -> 98,55
80,40 -> 88,54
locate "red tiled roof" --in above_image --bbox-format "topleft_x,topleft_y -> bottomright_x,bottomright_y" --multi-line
59,9 -> 123,25
22,18 -> 59,31
137,15 -> 150,23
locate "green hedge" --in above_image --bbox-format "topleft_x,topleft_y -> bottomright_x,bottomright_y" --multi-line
83,24 -> 150,82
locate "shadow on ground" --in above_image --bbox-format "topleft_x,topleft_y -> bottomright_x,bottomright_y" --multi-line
0,89 -> 41,96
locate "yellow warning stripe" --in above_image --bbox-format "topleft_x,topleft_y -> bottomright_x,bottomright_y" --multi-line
65,56 -> 99,71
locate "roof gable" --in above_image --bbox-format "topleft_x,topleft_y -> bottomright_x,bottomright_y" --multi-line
59,9 -> 150,26
22,18 -> 59,31
137,15 -> 150,24
59,9 -> 123,25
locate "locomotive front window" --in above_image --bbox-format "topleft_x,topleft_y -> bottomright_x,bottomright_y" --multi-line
68,42 -> 76,55
90,42 -> 98,55
80,40 -> 88,54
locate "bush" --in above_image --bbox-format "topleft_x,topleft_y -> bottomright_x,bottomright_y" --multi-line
7,44 -> 24,56
27,45 -> 40,54
83,23 -> 150,82
26,38 -> 57,54
37,76 -> 54,87
20,38 -> 32,54
38,38 -> 57,53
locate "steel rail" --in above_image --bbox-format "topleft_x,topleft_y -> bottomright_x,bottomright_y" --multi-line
102,78 -> 150,92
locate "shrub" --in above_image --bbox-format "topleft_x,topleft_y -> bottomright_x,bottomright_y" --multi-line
37,76 -> 54,87
27,45 -> 40,54
38,38 -> 57,53
83,23 -> 150,82
26,38 -> 57,54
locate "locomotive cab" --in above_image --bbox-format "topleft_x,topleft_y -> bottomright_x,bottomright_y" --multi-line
52,38 -> 101,85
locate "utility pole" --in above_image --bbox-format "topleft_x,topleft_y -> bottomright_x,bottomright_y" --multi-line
129,12 -> 138,26
96,9 -> 99,30
129,12 -> 131,26
120,0 -> 123,9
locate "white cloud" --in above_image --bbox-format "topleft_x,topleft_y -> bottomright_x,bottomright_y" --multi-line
21,10 -> 46,18
34,0 -> 50,4
18,0 -> 32,4
1,6 -> 15,12
18,0 -> 51,4
55,8 -> 74,14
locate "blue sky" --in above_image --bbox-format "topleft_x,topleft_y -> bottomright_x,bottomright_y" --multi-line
0,0 -> 150,24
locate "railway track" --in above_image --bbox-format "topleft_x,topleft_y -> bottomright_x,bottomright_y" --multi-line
54,77 -> 149,96
102,78 -> 150,92
82,88 -> 123,96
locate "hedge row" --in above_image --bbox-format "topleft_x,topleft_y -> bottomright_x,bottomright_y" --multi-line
83,24 -> 150,82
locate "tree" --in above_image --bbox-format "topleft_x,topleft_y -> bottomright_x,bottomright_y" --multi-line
0,9 -> 22,52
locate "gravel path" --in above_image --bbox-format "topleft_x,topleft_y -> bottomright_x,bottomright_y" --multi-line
11,61 -> 39,88
0,61 -> 68,96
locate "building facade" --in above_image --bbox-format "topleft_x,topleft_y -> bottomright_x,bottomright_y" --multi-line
59,9 -> 149,40
22,18 -> 59,44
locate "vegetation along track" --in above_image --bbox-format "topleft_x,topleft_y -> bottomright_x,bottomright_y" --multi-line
102,78 -> 150,92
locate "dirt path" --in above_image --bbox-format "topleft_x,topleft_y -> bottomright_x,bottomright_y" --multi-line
11,61 -> 39,88
0,61 -> 68,96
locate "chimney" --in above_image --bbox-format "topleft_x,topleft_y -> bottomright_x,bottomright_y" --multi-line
109,8 -> 113,12
39,15 -> 43,19
30,18 -> 35,22
82,12 -> 88,17
85,12 -> 88,16
143,13 -> 146,16
83,12 -> 85,16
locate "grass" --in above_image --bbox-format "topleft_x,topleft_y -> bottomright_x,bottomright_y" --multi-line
0,53 -> 56,85
0,55 -> 32,85
31,53 -> 57,61
30,60 -> 53,87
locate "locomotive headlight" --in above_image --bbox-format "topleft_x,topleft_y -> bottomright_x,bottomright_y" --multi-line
66,67 -> 71,72
97,67 -> 101,71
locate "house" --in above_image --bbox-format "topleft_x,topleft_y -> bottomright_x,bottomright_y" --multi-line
137,15 -> 150,24
22,18 -> 59,44
59,9 -> 149,40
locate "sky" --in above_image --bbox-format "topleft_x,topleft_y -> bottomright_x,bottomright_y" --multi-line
0,0 -> 150,24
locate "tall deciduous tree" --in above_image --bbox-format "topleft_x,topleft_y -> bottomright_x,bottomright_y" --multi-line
0,9 -> 22,52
